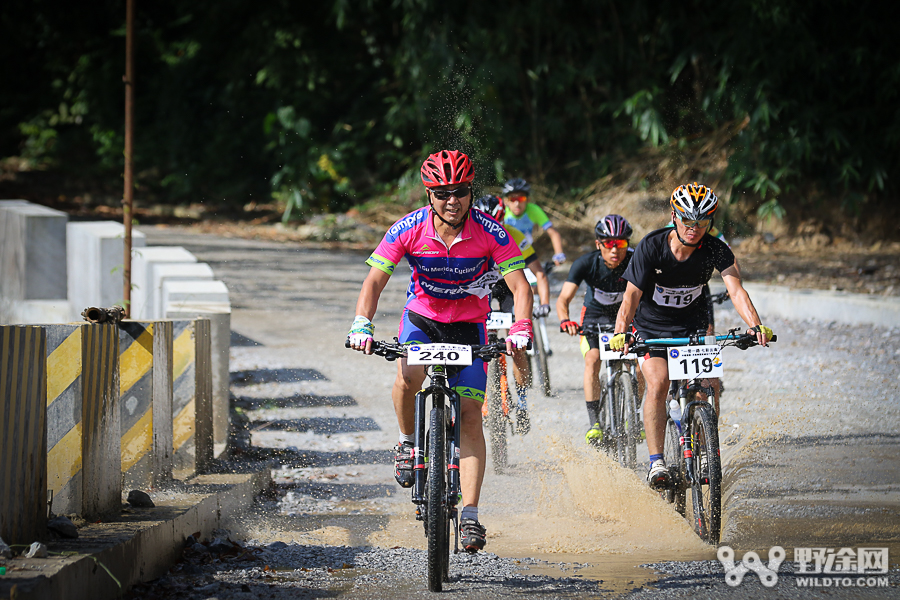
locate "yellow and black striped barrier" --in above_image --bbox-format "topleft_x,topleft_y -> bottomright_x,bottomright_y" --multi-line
119,320 -> 173,489
172,318 -> 213,479
44,323 -> 120,519
0,325 -> 47,545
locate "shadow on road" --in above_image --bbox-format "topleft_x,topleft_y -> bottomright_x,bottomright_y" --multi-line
231,367 -> 328,384
251,417 -> 380,435
234,393 -> 357,409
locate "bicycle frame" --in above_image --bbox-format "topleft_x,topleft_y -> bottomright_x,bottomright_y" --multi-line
412,365 -> 461,516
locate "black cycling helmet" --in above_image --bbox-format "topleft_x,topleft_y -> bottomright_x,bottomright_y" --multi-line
502,178 -> 530,196
594,214 -> 633,239
473,195 -> 504,220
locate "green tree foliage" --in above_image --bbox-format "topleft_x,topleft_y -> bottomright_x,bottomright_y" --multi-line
1,0 -> 897,215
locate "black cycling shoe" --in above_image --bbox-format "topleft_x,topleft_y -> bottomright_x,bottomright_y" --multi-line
460,518 -> 486,553
393,442 -> 414,488
516,409 -> 531,435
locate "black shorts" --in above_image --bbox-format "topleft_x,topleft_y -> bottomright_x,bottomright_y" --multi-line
580,306 -> 615,350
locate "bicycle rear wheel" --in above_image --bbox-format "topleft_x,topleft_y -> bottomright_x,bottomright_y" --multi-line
687,403 -> 722,544
485,358 -> 508,473
663,418 -> 686,516
426,406 -> 449,591
533,317 -> 552,396
613,375 -> 638,469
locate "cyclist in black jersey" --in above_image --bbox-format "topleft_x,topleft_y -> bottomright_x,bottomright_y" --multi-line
610,183 -> 774,489
557,215 -> 645,445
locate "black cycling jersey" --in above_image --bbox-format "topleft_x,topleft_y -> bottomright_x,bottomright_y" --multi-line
566,248 -> 633,321
624,227 -> 735,334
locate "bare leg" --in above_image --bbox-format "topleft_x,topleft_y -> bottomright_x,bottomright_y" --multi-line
459,396 -> 486,507
583,348 -> 601,404
393,358 -> 426,435
638,357 -> 669,456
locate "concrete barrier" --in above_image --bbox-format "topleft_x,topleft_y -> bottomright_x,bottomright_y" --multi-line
67,221 -> 146,320
130,247 -> 197,319
171,318 -> 213,478
0,201 -> 68,324
44,323 -> 121,519
0,325 -> 47,545
118,321 -> 173,489
150,263 -> 213,319
167,305 -> 231,456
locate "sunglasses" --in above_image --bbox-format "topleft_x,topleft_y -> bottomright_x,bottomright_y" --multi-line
431,186 -> 471,200
506,195 -> 528,203
677,216 -> 712,229
599,239 -> 628,249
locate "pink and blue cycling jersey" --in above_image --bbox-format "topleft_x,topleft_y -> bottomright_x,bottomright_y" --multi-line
366,207 -> 526,323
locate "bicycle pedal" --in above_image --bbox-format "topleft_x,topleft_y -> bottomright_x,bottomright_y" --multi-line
415,506 -> 425,521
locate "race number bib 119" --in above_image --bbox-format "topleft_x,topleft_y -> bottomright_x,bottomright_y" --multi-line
593,289 -> 624,305
652,284 -> 703,308
598,333 -> 637,360
407,344 -> 473,366
485,312 -> 513,330
666,345 -> 724,379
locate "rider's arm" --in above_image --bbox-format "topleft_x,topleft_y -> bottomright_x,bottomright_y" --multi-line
351,267 -> 391,353
545,226 -> 565,263
556,281 -> 580,335
354,266 -> 391,320
721,262 -> 768,346
614,282 -> 642,334
503,269 -> 533,323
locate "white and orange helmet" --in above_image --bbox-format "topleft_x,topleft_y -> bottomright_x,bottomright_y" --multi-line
670,182 -> 719,221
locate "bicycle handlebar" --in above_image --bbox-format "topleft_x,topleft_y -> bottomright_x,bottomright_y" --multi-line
604,329 -> 777,354
561,322 -> 614,335
345,339 -> 513,361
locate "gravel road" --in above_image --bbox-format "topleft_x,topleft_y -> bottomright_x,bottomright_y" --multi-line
126,226 -> 900,599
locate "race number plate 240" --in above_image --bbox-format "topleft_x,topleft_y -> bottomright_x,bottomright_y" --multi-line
666,345 -> 724,379
598,333 -> 637,360
407,344 -> 473,366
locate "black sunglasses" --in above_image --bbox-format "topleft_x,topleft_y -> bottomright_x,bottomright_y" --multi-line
431,186 -> 471,200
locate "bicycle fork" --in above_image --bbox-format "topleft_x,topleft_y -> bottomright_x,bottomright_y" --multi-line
412,375 -> 462,515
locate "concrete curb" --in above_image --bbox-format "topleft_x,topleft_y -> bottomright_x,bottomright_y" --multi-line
0,470 -> 269,600
710,283 -> 900,328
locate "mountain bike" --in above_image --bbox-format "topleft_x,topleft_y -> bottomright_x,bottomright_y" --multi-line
524,266 -> 551,396
348,338 -> 508,591
571,323 -> 641,469
483,311 -> 514,473
616,329 -> 776,544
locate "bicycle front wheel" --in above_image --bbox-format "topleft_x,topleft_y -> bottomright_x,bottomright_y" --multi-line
485,358 -> 508,473
663,418 -> 686,515
687,403 -> 722,544
613,374 -> 638,469
533,317 -> 552,396
426,406 -> 449,591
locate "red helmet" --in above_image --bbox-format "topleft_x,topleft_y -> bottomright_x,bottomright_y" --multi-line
420,150 -> 475,188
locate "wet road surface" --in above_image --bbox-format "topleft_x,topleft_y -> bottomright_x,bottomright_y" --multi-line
133,226 -> 900,598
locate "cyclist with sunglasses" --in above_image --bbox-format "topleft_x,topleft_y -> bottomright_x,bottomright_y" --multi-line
609,183 -> 774,489
348,150 -> 533,553
557,215 -> 645,446
502,178 -> 567,278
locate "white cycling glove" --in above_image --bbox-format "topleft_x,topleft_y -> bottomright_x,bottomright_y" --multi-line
552,252 -> 567,264
507,319 -> 533,350
533,304 -> 551,318
348,315 -> 374,348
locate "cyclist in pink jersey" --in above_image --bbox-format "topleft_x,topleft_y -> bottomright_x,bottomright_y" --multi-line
348,150 -> 533,553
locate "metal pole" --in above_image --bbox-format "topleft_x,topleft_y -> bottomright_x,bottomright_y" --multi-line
123,0 -> 135,316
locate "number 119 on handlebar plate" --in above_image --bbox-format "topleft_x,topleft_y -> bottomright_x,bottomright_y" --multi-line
666,345 -> 724,379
